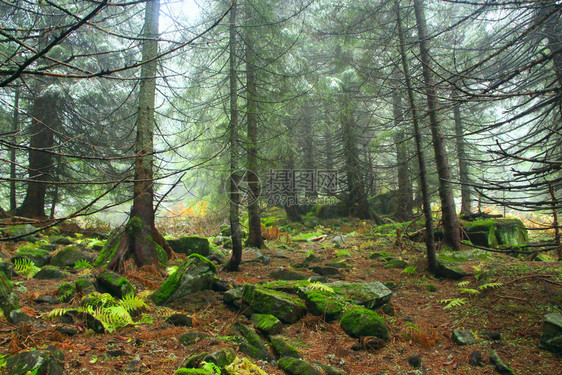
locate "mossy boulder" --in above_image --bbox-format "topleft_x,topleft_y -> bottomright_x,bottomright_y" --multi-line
179,331 -> 209,346
368,251 -> 394,261
51,245 -> 95,268
0,271 -> 19,317
5,348 -> 64,375
251,313 -> 283,335
339,306 -> 389,340
242,285 -> 307,324
204,347 -> 236,368
4,224 -> 40,242
540,312 -> 562,355
234,323 -> 273,361
174,369 -> 215,375
277,357 -> 324,375
151,254 -> 216,306
452,329 -> 477,346
463,218 -> 528,248
383,259 -> 408,269
297,288 -> 347,321
167,236 -> 210,256
33,266 -> 64,280
57,282 -> 75,303
0,261 -> 15,278
270,335 -> 302,358
11,246 -> 51,267
96,271 -> 135,299
327,281 -> 392,310
75,277 -> 96,293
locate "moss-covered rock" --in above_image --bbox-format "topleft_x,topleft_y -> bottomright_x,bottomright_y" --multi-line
51,245 -> 95,268
463,218 -> 528,248
167,236 -> 210,256
11,246 -> 51,267
251,313 -> 283,335
270,335 -> 302,358
269,268 -> 311,281
540,312 -> 562,356
339,306 -> 389,340
0,261 -> 15,279
297,288 -> 347,321
33,266 -> 64,280
179,331 -> 209,346
383,259 -> 408,269
57,282 -> 75,303
151,254 -> 216,306
368,251 -> 394,261
204,347 -> 236,368
4,224 -> 40,242
315,202 -> 349,219
242,285 -> 307,324
75,277 -> 96,294
96,271 -> 135,299
0,271 -> 19,317
327,281 -> 392,310
259,280 -> 313,294
5,348 -> 64,375
174,368 -> 215,375
277,356 -> 323,375
369,190 -> 399,217
234,323 -> 273,362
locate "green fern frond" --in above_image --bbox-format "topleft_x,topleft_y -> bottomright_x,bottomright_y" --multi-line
456,281 -> 470,287
154,306 -> 178,318
74,259 -> 92,270
13,258 -> 40,279
479,282 -> 503,290
305,282 -> 334,294
118,294 -> 149,313
45,307 -> 75,319
440,298 -> 467,309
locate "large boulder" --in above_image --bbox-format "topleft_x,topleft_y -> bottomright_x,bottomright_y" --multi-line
339,306 -> 389,340
369,190 -> 399,217
5,348 -> 64,375
234,323 -> 273,362
4,224 -> 40,242
96,271 -> 135,299
327,281 -> 392,310
151,254 -> 216,306
167,236 -> 210,256
540,312 -> 562,356
242,285 -> 307,324
11,246 -> 51,267
463,218 -> 528,248
297,288 -> 347,321
33,266 -> 65,280
51,245 -> 96,268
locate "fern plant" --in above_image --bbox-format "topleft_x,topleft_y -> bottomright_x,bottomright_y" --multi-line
440,298 -> 468,309
305,281 -> 335,294
74,259 -> 92,270
13,258 -> 40,279
46,292 -> 149,333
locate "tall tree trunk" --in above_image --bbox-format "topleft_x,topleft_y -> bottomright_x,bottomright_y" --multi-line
393,73 -> 413,221
16,93 -> 61,218
301,105 -> 317,199
395,0 -> 438,275
245,0 -> 264,248
10,87 -> 19,212
225,2 -> 244,271
109,0 -> 162,271
413,0 -> 461,250
452,88 -> 471,215
340,90 -> 372,220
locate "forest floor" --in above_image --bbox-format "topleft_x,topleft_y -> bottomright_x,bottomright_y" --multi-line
0,216 -> 561,375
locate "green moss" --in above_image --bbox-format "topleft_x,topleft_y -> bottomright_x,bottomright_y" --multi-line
251,313 -> 283,334
174,368 -> 215,375
339,306 -> 389,340
13,246 -> 51,267
155,243 -> 168,266
243,285 -> 307,323
260,279 -> 311,293
58,282 -> 75,302
299,289 -> 347,321
189,253 -> 217,273
96,271 -> 135,298
75,277 -> 95,293
277,357 -> 323,375
270,335 -> 302,358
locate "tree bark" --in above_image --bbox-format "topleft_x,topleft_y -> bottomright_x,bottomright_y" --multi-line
452,88 -> 471,215
10,87 -> 19,212
393,72 -> 413,221
245,0 -> 265,249
413,0 -> 461,250
16,93 -> 62,218
109,0 -> 161,271
225,2 -> 244,271
395,0 -> 439,275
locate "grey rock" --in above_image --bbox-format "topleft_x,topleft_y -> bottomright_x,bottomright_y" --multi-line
469,350 -> 483,367
540,312 -> 562,355
33,266 -> 64,280
234,323 -> 273,362
269,268 -> 310,281
269,335 -> 302,358
452,329 -> 477,346
96,271 -> 135,299
489,350 -> 514,374
167,236 -> 210,256
179,331 -> 208,346
56,326 -> 79,336
51,245 -> 95,268
9,309 -> 34,325
6,348 -> 64,375
35,295 -> 59,304
407,353 -> 422,368
328,281 -> 393,310
165,313 -> 193,327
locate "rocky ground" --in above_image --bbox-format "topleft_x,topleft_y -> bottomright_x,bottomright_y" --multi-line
0,218 -> 561,375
